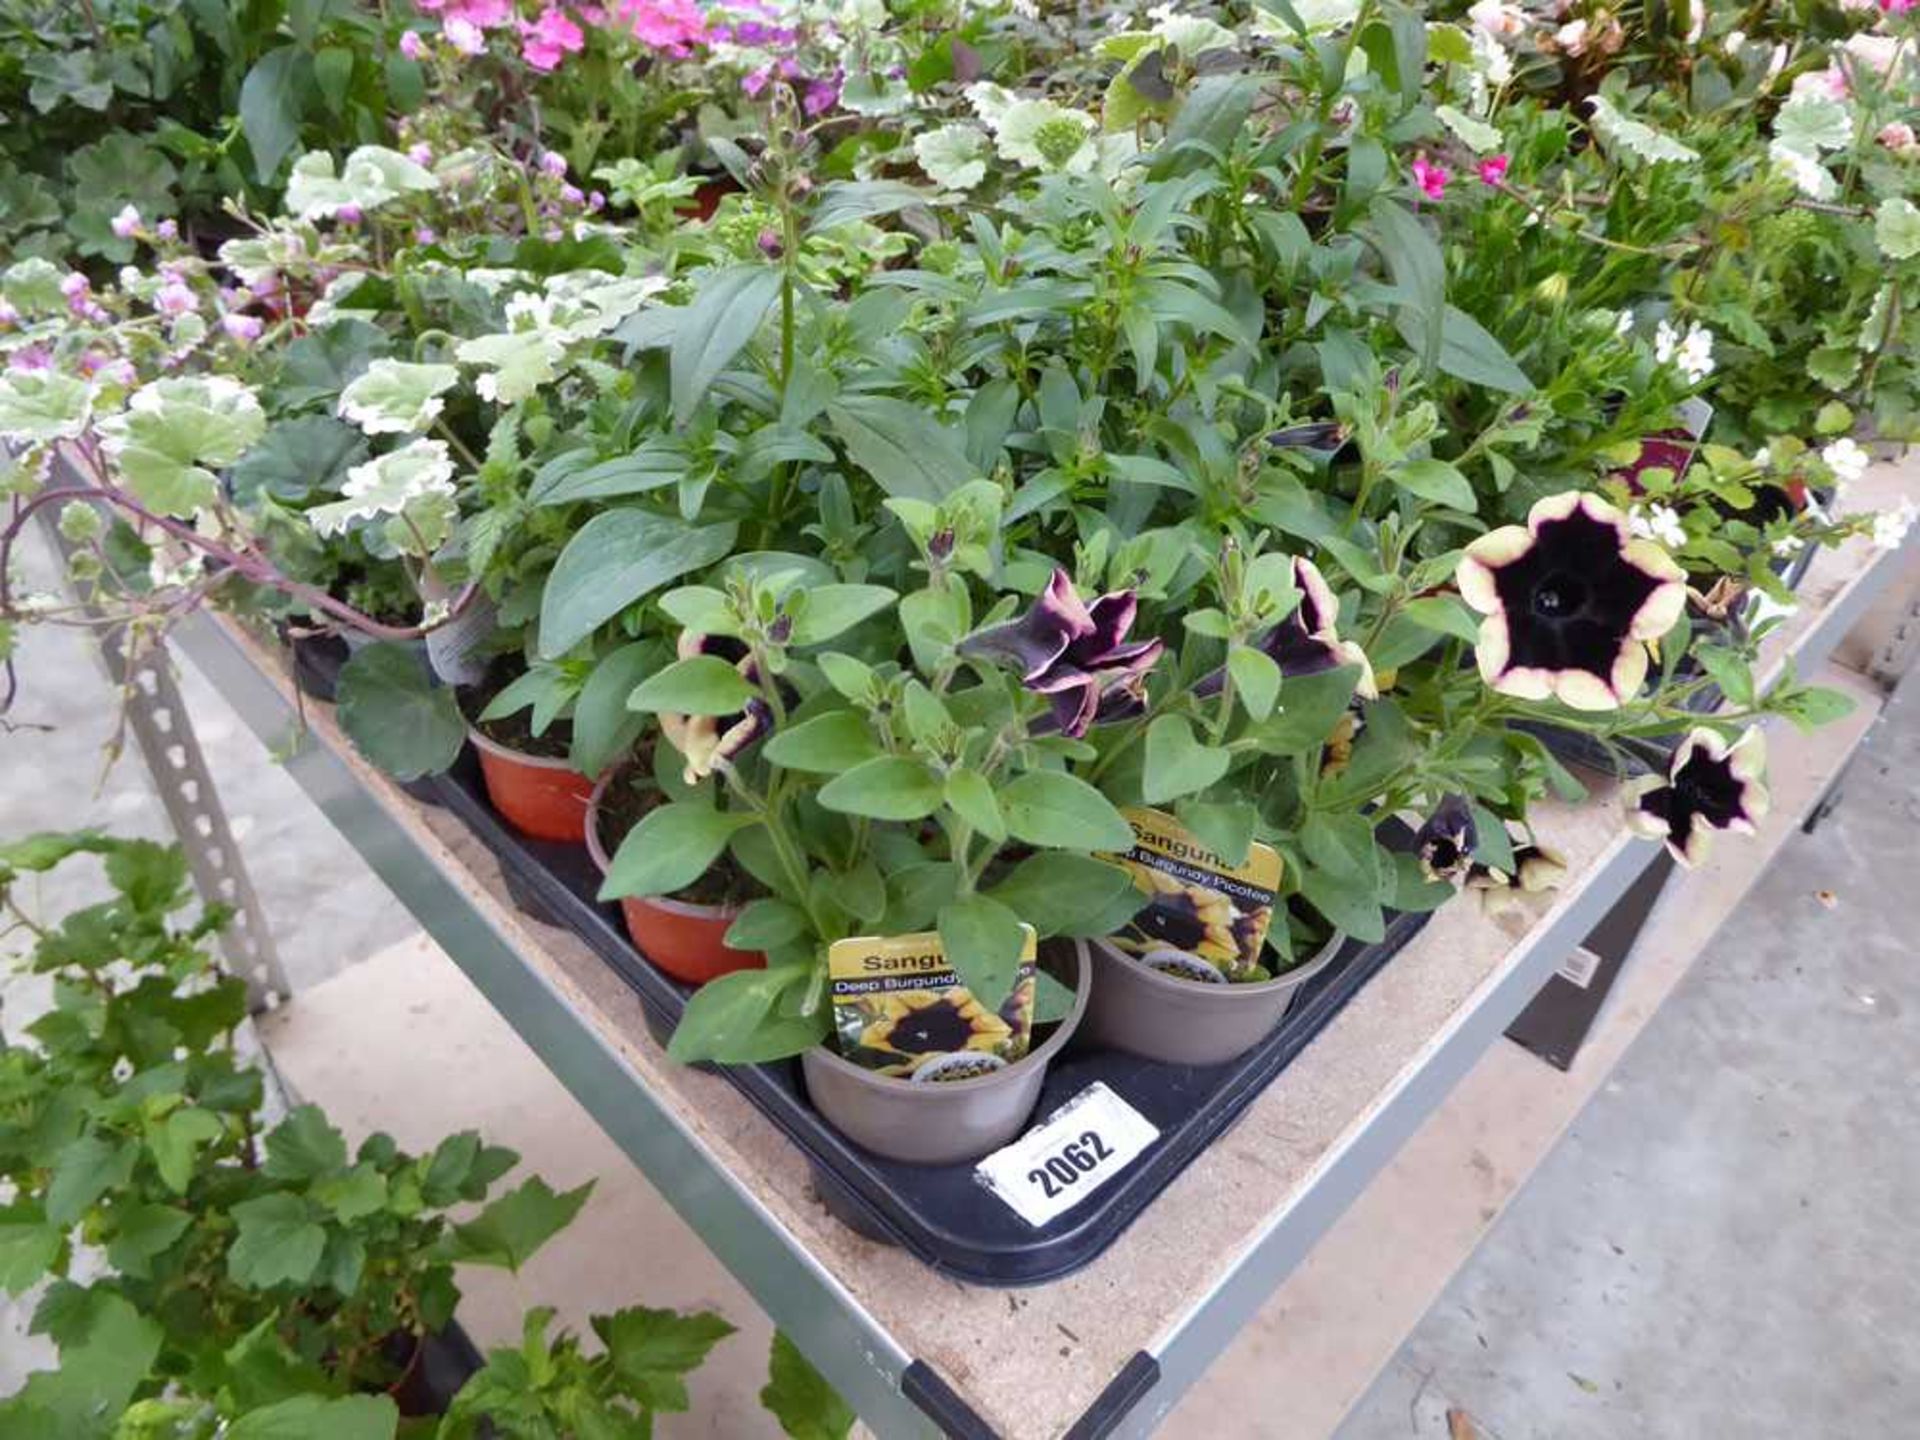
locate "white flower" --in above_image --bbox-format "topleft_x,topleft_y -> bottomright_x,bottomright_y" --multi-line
1723,29 -> 1745,55
1753,446 -> 1771,468
1630,503 -> 1687,550
1555,19 -> 1589,54
913,124 -> 990,192
1616,309 -> 1634,337
445,16 -> 486,54
991,99 -> 1098,173
1008,0 -> 1037,17
110,205 -> 142,240
1676,324 -> 1714,383
1467,0 -> 1526,40
1872,498 -> 1918,550
1821,436 -> 1870,484
1771,534 -> 1804,558
1655,320 -> 1714,383
308,439 -> 459,536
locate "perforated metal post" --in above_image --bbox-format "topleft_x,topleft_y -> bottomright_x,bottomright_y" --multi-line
30,477 -> 291,1013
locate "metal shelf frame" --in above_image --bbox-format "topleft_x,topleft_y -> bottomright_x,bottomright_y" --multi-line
171,522 -> 1907,1439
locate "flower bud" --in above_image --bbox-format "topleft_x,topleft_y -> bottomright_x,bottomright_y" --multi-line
757,228 -> 784,259
928,527 -> 956,562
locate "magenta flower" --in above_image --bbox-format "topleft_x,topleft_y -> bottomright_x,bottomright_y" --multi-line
616,0 -> 706,53
1882,0 -> 1915,15
741,65 -> 772,96
399,29 -> 426,59
1478,154 -> 1510,186
958,570 -> 1164,738
1411,155 -> 1449,199
222,313 -> 265,344
803,75 -> 842,116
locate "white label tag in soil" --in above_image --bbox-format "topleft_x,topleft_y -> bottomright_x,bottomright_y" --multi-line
974,1082 -> 1159,1228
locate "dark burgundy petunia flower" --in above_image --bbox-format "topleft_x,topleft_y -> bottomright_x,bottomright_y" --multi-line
1415,793 -> 1478,883
957,569 -> 1164,738
659,630 -> 773,785
1267,421 -> 1348,453
1613,429 -> 1699,495
1197,555 -> 1378,702
1464,838 -> 1567,919
1624,725 -> 1769,867
1457,492 -> 1685,711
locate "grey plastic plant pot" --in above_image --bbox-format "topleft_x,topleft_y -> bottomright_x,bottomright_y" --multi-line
800,938 -> 1091,1166
1081,931 -> 1345,1066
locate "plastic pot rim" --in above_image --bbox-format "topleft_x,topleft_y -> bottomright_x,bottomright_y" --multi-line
1088,928 -> 1346,999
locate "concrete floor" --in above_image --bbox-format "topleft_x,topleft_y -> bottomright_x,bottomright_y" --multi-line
2,523 -> 1916,1436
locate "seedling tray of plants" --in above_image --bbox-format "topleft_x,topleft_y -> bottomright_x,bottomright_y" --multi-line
419,748 -> 1435,1286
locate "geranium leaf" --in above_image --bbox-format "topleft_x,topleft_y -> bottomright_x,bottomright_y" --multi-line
335,643 -> 466,781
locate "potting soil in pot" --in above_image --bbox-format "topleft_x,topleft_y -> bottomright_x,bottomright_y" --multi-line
1097,807 -> 1283,982
828,926 -> 1037,1080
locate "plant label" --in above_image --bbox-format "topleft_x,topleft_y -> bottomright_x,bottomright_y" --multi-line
975,1082 -> 1159,1228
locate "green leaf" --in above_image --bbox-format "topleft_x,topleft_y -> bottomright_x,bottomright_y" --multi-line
239,48 -> 305,182
595,1306 -> 738,1412
672,265 -> 782,425
808,179 -> 939,232
789,585 -> 898,645
668,965 -> 827,1064
1774,683 -> 1858,732
0,370 -> 92,444
943,768 -> 1006,843
100,376 -> 267,517
1228,645 -> 1281,721
105,1204 -> 191,1279
440,1177 -> 594,1273
763,711 -> 882,772
528,442 -> 685,506
1392,458 -> 1477,511
987,852 -> 1143,937
1401,593 -> 1482,644
228,416 -> 367,505
227,1194 -> 328,1288
817,756 -> 945,820
1300,812 -> 1380,885
335,644 -> 466,782
937,894 -> 1028,1003
263,1105 -> 347,1184
0,1290 -> 160,1434
312,1165 -> 387,1223
0,1212 -> 64,1296
538,511 -> 739,657
599,801 -> 751,900
1368,196 -> 1445,373
1470,804 -> 1515,871
1387,852 -> 1455,913
46,1134 -> 136,1226
626,656 -> 757,716
1297,864 -> 1385,943
724,898 -> 810,949
1143,715 -> 1231,804
999,771 -> 1136,851
828,394 -> 976,501
761,1331 -> 856,1440
1396,305 -> 1532,395
570,642 -> 657,779
228,1394 -> 399,1440
1174,798 -> 1258,869
1695,647 -> 1756,708
145,1106 -> 225,1193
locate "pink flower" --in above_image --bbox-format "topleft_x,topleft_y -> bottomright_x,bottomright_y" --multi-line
99,358 -> 138,387
222,312 -> 265,344
1879,121 -> 1918,151
539,149 -> 570,178
559,183 -> 585,205
110,204 -> 142,239
400,29 -> 426,59
617,0 -> 707,54
803,75 -> 841,116
587,189 -> 605,211
444,16 -> 486,53
449,0 -> 514,24
9,347 -> 52,373
741,65 -> 772,96
520,6 -> 584,70
1411,155 -> 1450,199
0,299 -> 17,329
155,280 -> 199,317
408,142 -> 435,167
336,204 -> 364,226
156,219 -> 178,242
1882,0 -> 1915,14
60,273 -> 91,302
416,226 -> 439,243
1478,154 -> 1511,186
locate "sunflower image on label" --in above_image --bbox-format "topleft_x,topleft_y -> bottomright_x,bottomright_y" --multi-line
1098,808 -> 1283,983
827,926 -> 1037,1081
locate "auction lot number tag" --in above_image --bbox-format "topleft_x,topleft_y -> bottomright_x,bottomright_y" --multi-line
975,1083 -> 1159,1227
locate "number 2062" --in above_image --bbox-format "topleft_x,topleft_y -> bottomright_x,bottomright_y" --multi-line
1025,1131 -> 1115,1199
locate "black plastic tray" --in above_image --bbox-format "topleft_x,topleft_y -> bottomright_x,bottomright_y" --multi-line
419,749 -> 1435,1286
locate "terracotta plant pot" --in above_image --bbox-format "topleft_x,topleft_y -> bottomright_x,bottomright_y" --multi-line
801,939 -> 1090,1165
468,727 -> 594,844
585,770 -> 765,986
1080,931 -> 1344,1067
